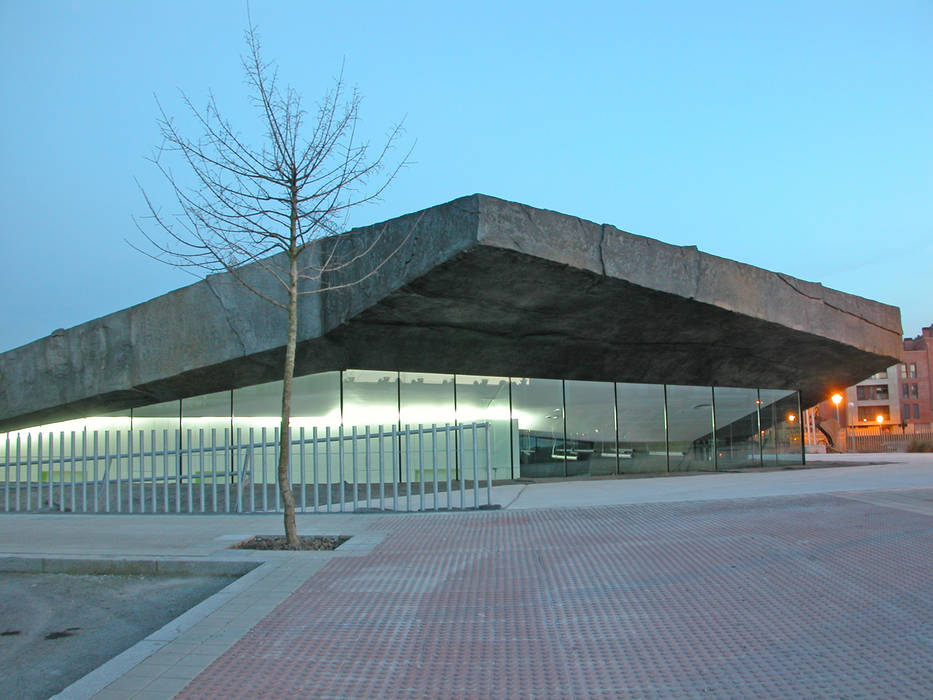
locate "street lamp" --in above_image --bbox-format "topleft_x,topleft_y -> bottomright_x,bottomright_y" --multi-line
831,393 -> 843,425
876,414 -> 884,425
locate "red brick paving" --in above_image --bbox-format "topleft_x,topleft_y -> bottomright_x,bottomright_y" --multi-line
177,493 -> 933,698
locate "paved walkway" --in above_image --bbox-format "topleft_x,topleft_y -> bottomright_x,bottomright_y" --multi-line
1,453 -> 931,699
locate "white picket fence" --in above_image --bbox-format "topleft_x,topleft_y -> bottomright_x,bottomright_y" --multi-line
0,422 -> 494,514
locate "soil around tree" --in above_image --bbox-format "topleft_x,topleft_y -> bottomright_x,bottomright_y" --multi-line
231,535 -> 350,551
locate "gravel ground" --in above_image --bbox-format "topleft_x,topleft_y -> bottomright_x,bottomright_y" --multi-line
0,571 -> 236,700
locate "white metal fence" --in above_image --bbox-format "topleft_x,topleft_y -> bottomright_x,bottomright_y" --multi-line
0,422 -> 494,514
845,429 -> 933,454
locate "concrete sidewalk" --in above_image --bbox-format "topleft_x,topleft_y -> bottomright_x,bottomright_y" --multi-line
1,453 -> 930,699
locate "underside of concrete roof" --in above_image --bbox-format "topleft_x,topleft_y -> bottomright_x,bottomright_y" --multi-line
0,194 -> 903,432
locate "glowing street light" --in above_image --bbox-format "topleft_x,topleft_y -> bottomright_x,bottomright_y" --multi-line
876,414 -> 884,424
787,413 -> 797,423
831,393 -> 843,425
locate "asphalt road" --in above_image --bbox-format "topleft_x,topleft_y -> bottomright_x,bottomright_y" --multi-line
0,572 -> 235,700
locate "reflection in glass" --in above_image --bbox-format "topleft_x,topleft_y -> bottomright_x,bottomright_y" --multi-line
181,391 -> 232,499
713,387 -> 761,469
400,372 -> 455,485
343,370 -> 399,484
665,385 -> 715,471
759,389 -> 801,465
456,375 -> 514,481
616,383 -> 667,473
511,378 -> 565,478
564,380 -> 616,476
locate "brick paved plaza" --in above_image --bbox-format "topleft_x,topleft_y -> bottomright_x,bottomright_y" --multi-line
175,489 -> 933,699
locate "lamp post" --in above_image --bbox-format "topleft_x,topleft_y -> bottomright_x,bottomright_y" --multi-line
831,393 -> 845,453
831,393 -> 843,424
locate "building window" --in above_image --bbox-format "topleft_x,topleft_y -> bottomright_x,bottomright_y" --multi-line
870,369 -> 888,380
911,384 -> 919,399
857,406 -> 889,422
909,363 -> 918,378
903,384 -> 910,398
857,385 -> 889,401
914,404 -> 921,420
900,364 -> 908,378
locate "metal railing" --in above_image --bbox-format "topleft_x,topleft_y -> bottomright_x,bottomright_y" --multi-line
0,422 -> 494,514
846,429 -> 933,454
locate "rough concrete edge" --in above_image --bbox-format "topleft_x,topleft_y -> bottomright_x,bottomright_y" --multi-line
47,558 -> 273,700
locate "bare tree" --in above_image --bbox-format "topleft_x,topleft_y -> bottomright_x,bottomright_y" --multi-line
136,25 -> 410,547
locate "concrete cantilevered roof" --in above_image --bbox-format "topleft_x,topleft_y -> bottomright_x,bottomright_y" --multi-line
0,194 -> 902,432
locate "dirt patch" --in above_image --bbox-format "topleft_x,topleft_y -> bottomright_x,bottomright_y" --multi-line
232,535 -> 350,551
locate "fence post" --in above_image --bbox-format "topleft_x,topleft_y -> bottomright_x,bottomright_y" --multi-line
486,422 -> 493,506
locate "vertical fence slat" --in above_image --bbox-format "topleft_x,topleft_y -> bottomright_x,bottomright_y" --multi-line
210,428 -> 217,514
392,426 -> 398,512
446,425 -> 453,510
198,428 -> 205,514
103,432 -> 110,513
418,424 -> 425,512
486,422 -> 493,506
161,430 -> 169,514
432,425 -> 439,512
92,432 -> 99,513
147,430 -> 154,514
472,424 -> 479,509
312,427 -> 319,512
338,425 -> 345,512
42,432 -> 49,509
274,427 -> 281,513
116,431 -> 124,513
405,425 -> 412,512
365,425 -> 372,510
185,429 -> 193,514
79,431 -> 87,512
76,430 -> 84,514
249,428 -> 256,514
25,434 -> 32,512
378,425 -> 385,511
137,431 -> 145,513
299,427 -> 306,513
224,428 -> 230,514
351,426 -> 358,513
326,426 -> 332,513
261,427 -> 268,513
126,430 -> 133,514
4,434 -> 11,512
458,425 -> 465,510
15,435 -> 22,512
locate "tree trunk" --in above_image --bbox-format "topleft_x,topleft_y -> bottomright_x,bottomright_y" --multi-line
278,251 -> 300,548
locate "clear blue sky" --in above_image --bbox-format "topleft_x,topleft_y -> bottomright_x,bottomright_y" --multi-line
1,0 -> 930,353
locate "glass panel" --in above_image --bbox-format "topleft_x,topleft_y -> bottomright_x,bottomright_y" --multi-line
233,381 -> 281,487
564,380 -> 616,477
399,372 -> 455,486
181,391 -> 232,500
758,388 -> 799,465
456,375 -> 513,481
133,400 -> 182,504
665,385 -> 715,471
511,378 -> 565,478
616,383 -> 667,473
343,370 -> 399,486
713,387 -> 761,469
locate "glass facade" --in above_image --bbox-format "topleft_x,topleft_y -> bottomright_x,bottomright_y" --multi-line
617,383 -> 667,473
1,370 -> 805,481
